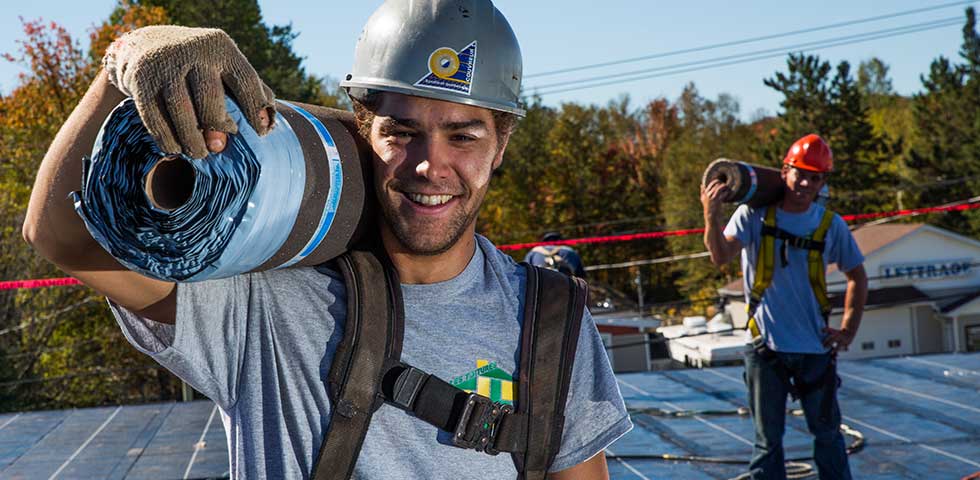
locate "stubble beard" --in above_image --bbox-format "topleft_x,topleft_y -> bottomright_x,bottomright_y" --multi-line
376,179 -> 488,256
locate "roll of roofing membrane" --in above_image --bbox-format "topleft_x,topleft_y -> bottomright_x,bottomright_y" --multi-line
73,97 -> 371,282
701,158 -> 784,208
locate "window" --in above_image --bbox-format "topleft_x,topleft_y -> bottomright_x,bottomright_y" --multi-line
967,325 -> 980,352
888,339 -> 901,348
861,341 -> 875,351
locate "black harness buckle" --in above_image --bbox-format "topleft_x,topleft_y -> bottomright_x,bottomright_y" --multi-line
390,366 -> 429,410
452,393 -> 513,455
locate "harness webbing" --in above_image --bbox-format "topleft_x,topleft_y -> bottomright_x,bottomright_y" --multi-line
808,211 -> 835,319
312,249 -> 402,480
514,266 -> 587,480
311,250 -> 588,480
746,207 -> 836,338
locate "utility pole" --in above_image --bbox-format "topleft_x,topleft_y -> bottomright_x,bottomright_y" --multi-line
635,268 -> 645,311
182,380 -> 193,402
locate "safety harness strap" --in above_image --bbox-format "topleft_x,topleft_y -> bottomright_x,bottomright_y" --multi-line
745,207 -> 842,427
380,361 -> 528,454
747,207 -> 778,336
808,210 -> 835,319
312,256 -> 588,480
313,249 -> 404,480
513,265 -> 588,480
751,336 -> 833,397
747,207 -> 836,336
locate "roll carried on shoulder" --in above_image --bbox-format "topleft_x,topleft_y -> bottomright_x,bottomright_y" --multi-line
73,97 -> 372,282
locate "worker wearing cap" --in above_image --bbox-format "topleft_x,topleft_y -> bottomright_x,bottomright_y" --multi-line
23,0 -> 631,478
701,134 -> 868,479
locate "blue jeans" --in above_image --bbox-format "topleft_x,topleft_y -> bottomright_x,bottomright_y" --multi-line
743,348 -> 852,480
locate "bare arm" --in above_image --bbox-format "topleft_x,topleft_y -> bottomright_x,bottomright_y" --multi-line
823,264 -> 868,352
547,451 -> 609,480
700,180 -> 742,266
22,70 -> 177,323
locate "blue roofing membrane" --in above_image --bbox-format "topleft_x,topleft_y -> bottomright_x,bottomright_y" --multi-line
0,352 -> 977,479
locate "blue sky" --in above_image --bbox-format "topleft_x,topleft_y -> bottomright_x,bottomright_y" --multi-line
0,0 -> 974,119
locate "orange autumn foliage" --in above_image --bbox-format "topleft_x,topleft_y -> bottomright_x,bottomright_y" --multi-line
0,4 -> 178,412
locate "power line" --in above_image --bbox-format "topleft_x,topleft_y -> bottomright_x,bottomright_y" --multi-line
0,297 -> 99,337
497,175 -> 976,242
586,251 -> 710,271
525,0 -> 977,79
531,17 -> 963,96
498,214 -> 665,240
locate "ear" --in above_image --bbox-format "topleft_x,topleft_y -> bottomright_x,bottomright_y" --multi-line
491,133 -> 511,171
780,165 -> 789,181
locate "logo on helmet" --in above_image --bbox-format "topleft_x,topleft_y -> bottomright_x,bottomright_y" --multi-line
414,41 -> 477,95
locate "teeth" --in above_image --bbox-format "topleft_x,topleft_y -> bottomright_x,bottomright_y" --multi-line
408,193 -> 453,206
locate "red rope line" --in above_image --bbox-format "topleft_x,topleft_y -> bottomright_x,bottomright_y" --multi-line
4,200 -> 979,290
497,228 -> 705,251
840,201 -> 979,221
0,277 -> 82,291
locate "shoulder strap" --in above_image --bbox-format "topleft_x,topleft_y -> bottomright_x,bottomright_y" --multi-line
312,249 -> 404,480
747,206 -> 777,332
312,258 -> 587,480
806,209 -> 836,320
748,208 -> 837,336
512,264 -> 588,480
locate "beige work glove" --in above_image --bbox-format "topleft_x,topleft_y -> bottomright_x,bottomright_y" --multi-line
103,25 -> 275,159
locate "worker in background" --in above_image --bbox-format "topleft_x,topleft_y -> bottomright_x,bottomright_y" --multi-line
700,134 -> 868,479
525,232 -> 587,278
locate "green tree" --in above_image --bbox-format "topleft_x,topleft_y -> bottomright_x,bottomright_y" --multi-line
857,57 -> 894,99
660,84 -> 759,314
131,0 -> 348,108
910,7 -> 980,236
762,53 -> 896,215
856,58 -> 918,208
481,96 -> 674,307
0,9 -> 182,412
481,96 -> 558,241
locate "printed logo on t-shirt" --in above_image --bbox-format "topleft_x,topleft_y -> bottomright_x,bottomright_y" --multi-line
449,360 -> 514,405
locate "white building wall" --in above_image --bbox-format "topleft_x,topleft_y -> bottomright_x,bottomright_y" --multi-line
727,299 -> 924,359
726,301 -> 749,330
827,227 -> 980,295
832,307 -> 915,359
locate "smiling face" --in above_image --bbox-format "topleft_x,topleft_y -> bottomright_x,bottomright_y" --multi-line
368,93 -> 508,256
781,165 -> 827,211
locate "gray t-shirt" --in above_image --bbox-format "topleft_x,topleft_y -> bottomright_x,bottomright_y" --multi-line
111,235 -> 631,479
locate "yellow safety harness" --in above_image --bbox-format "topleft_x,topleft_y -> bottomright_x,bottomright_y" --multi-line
747,206 -> 836,338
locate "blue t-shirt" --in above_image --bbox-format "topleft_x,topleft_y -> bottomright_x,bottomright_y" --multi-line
110,235 -> 631,479
724,204 -> 864,353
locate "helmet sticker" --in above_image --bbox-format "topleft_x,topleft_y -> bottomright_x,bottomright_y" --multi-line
414,41 -> 477,95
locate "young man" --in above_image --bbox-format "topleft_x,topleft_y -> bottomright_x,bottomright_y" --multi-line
700,134 -> 868,480
22,1 -> 631,478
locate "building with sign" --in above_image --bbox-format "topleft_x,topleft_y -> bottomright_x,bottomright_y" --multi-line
720,222 -> 980,359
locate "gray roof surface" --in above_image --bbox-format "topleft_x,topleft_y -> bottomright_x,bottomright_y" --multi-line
592,310 -> 663,330
610,351 -> 980,479
1,352 -> 978,479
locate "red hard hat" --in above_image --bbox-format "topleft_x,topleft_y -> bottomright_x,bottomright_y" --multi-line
783,134 -> 833,173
